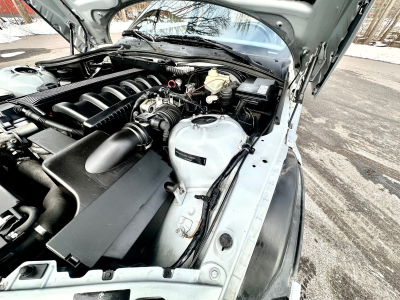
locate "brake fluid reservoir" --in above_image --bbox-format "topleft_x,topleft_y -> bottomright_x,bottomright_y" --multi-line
168,115 -> 247,188
204,68 -> 230,94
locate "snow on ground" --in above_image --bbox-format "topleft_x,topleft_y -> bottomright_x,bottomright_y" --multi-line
345,43 -> 400,65
1,17 -> 400,65
109,21 -> 131,33
0,18 -> 57,43
0,18 -> 131,44
1,51 -> 25,58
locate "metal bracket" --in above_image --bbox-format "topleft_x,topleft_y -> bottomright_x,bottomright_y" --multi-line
173,181 -> 186,205
18,264 -> 48,280
102,270 -> 114,281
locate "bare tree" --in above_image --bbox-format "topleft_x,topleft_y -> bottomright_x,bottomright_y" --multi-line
11,0 -> 32,24
365,0 -> 397,44
121,9 -> 127,22
363,0 -> 388,38
380,7 -> 400,41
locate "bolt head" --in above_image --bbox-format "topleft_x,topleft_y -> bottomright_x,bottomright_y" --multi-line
19,265 -> 35,277
210,268 -> 220,280
0,281 -> 7,290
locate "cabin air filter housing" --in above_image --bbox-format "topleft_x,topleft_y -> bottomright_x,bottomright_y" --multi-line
168,115 -> 247,188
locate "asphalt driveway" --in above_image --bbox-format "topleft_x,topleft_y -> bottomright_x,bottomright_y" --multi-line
295,56 -> 400,300
1,35 -> 400,299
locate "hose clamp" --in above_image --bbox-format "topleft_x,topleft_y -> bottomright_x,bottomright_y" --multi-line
34,225 -> 50,238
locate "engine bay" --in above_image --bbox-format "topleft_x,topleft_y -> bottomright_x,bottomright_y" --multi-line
0,53 -> 283,277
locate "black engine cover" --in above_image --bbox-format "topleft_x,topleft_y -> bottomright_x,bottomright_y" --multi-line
43,132 -> 173,268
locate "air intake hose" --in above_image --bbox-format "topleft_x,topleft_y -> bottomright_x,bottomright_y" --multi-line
85,122 -> 151,174
86,105 -> 181,173
150,104 -> 181,141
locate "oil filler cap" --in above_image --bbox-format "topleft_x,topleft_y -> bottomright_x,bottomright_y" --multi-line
191,116 -> 217,125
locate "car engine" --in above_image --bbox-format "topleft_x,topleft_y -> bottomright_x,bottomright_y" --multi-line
0,56 -> 281,277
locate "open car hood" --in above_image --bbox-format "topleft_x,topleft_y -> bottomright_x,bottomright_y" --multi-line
24,0 -> 375,95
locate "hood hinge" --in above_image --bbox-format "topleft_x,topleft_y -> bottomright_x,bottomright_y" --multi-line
295,43 -> 323,104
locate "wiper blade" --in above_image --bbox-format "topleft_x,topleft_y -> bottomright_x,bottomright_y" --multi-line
155,35 -> 274,75
157,34 -> 233,49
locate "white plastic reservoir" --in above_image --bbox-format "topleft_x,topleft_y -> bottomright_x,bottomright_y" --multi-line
168,115 -> 247,188
0,66 -> 58,97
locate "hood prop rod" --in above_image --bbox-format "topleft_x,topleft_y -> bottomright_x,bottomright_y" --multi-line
288,43 -> 323,126
296,43 -> 323,104
58,0 -> 89,52
69,23 -> 74,55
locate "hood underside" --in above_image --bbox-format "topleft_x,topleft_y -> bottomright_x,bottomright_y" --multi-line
24,0 -> 375,95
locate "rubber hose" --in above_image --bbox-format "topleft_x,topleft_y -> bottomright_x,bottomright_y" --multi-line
0,152 -> 17,168
17,160 -> 73,236
13,206 -> 40,236
159,120 -> 170,142
14,106 -> 83,137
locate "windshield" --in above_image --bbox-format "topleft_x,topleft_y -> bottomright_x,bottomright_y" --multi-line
129,1 -> 290,60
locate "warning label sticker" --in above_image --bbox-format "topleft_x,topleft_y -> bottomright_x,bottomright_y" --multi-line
175,149 -> 207,166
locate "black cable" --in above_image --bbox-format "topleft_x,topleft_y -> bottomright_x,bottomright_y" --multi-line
170,206 -> 209,269
288,71 -> 300,90
170,93 -> 278,269
170,93 -> 205,113
169,145 -> 251,269
188,135 -> 259,268
188,68 -> 209,84
189,113 -> 277,268
189,159 -> 245,268
170,133 -> 260,269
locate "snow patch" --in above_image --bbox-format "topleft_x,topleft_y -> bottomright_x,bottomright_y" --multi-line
1,51 -> 25,58
0,18 -> 131,44
0,18 -> 56,44
109,21 -> 132,33
345,43 -> 400,65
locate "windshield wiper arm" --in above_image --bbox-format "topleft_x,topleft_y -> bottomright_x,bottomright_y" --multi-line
155,35 -> 248,60
122,30 -> 162,52
155,35 -> 274,74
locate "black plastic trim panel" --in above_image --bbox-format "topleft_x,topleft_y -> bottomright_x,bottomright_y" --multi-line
46,150 -> 172,268
13,68 -> 142,112
237,150 -> 304,300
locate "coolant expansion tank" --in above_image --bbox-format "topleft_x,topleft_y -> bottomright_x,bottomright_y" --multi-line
168,115 -> 247,188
